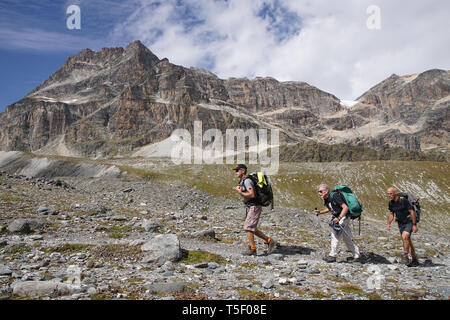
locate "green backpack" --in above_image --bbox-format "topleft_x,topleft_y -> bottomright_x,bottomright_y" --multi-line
330,185 -> 364,234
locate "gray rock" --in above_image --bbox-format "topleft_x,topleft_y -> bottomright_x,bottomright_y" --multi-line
162,271 -> 174,277
194,262 -> 209,269
87,287 -> 98,295
145,282 -> 186,294
39,260 -> 50,268
192,229 -> 216,240
13,281 -> 70,297
158,296 -> 175,300
29,235 -> 44,241
262,279 -> 274,289
297,259 -> 309,266
26,219 -> 44,230
269,254 -> 284,261
141,234 -> 183,265
37,206 -> 57,215
129,239 -> 146,246
0,265 -> 12,276
208,262 -> 220,269
142,218 -> 163,232
8,219 -> 31,234
71,203 -> 108,214
160,262 -> 175,272
204,289 -> 218,299
98,285 -> 109,292
111,215 -> 128,221
214,267 -> 226,273
433,286 -> 450,299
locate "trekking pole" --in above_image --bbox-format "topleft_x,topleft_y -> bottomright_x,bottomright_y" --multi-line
300,209 -> 322,231
314,208 -> 321,230
329,218 -> 357,247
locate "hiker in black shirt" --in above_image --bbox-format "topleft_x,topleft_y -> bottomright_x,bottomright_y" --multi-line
387,187 -> 419,267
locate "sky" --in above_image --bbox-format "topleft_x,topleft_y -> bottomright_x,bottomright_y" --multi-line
0,0 -> 449,112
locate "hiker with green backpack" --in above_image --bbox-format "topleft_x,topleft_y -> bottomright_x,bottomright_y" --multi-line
233,164 -> 277,256
314,184 -> 361,263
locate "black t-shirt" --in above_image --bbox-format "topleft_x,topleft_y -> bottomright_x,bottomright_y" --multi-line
324,192 -> 346,218
389,197 -> 413,223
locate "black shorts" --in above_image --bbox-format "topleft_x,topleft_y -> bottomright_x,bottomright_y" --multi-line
398,221 -> 413,236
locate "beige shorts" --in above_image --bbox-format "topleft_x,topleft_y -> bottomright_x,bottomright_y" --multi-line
244,206 -> 262,232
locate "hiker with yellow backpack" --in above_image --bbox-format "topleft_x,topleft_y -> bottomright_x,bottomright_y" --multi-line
233,164 -> 277,256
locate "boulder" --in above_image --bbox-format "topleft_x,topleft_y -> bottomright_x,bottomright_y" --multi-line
191,229 -> 216,240
141,234 -> 183,265
12,281 -> 70,297
37,206 -> 57,215
141,218 -> 163,232
8,219 -> 31,234
0,265 -> 12,276
145,282 -> 186,294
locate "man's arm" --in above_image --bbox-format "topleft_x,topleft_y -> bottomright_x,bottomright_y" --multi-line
315,208 -> 330,215
333,203 -> 349,223
339,203 -> 349,219
240,187 -> 255,199
387,212 -> 395,230
235,185 -> 255,198
410,209 -> 418,233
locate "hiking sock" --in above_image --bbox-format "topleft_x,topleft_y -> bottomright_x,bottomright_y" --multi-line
250,245 -> 257,251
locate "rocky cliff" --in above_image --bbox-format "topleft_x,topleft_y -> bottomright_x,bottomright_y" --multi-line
0,41 -> 448,159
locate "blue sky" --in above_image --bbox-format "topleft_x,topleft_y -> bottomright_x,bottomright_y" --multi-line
1,0 -> 449,112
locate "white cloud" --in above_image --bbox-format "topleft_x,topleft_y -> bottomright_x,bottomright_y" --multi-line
4,0 -> 447,101
109,0 -> 449,100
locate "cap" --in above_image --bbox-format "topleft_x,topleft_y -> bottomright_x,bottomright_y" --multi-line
232,164 -> 247,171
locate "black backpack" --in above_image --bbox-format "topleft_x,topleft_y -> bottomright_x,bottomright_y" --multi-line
398,192 -> 421,223
245,172 -> 274,209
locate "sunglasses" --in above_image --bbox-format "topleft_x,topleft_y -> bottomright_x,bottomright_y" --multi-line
318,190 -> 326,194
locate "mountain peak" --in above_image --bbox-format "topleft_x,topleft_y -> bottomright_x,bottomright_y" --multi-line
124,40 -> 160,68
125,40 -> 146,51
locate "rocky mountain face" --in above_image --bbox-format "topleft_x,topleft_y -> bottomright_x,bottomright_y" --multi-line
353,69 -> 450,151
0,40 -> 448,159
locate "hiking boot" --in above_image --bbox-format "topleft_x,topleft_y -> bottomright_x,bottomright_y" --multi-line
266,239 -> 278,254
347,256 -> 361,263
241,247 -> 257,256
323,256 -> 336,263
407,259 -> 419,268
400,255 -> 409,265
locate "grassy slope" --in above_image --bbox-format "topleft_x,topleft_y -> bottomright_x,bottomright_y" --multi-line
4,152 -> 449,234
144,161 -> 449,234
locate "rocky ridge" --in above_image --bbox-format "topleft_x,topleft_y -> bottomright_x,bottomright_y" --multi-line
0,41 -> 448,159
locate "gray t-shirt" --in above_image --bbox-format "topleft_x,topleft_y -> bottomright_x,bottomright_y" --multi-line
240,177 -> 258,206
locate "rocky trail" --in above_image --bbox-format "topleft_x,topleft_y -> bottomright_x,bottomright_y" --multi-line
0,172 -> 449,300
